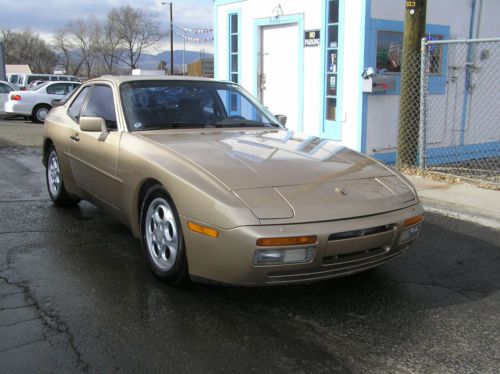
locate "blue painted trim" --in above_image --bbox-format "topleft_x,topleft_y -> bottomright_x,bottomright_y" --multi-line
213,2 -> 219,78
320,0 -> 344,141
460,1 -> 477,146
372,141 -> 500,166
252,14 -> 305,133
358,0 -> 371,153
368,19 -> 450,95
227,8 -> 242,84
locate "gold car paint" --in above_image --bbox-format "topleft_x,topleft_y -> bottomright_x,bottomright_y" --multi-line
43,76 -> 424,286
115,131 -> 261,238
181,204 -> 423,285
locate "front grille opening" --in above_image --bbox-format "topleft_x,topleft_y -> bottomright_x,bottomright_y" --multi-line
328,224 -> 395,241
322,246 -> 387,265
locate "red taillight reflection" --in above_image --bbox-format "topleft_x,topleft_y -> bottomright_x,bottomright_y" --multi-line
11,94 -> 22,101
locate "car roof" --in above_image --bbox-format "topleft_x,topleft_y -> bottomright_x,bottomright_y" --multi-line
86,75 -> 232,86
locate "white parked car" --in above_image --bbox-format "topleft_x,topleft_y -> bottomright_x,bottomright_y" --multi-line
4,81 -> 81,123
0,80 -> 17,118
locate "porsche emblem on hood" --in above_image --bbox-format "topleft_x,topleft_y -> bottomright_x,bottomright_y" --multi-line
335,187 -> 347,196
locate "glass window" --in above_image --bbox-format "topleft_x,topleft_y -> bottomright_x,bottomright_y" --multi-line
68,86 -> 91,122
82,85 -> 117,130
376,31 -> 443,74
325,0 -> 340,122
120,80 -> 280,131
328,0 -> 339,23
47,83 -> 73,95
27,75 -> 48,84
229,13 -> 239,83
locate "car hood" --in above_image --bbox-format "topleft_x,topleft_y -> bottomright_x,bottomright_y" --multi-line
136,129 -> 417,222
137,129 -> 395,190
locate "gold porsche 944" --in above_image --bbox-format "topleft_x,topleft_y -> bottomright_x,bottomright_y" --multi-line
43,76 -> 423,286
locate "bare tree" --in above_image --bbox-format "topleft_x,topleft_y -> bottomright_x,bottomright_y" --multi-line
109,5 -> 162,70
53,26 -> 84,76
1,27 -> 56,73
96,12 -> 124,74
65,17 -> 100,78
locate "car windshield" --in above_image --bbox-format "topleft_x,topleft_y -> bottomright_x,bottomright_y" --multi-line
120,80 -> 282,131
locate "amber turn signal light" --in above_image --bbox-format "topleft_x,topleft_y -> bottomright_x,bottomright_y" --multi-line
187,222 -> 219,238
403,215 -> 424,227
256,236 -> 317,247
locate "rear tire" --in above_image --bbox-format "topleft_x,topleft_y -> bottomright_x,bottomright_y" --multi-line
31,104 -> 51,123
46,146 -> 80,206
140,185 -> 189,284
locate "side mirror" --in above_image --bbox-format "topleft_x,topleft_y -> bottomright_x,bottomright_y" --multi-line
80,116 -> 106,132
275,114 -> 287,126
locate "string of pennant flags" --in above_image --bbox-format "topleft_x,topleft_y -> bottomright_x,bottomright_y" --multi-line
171,22 -> 214,42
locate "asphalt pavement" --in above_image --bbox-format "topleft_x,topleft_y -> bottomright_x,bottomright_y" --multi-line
0,119 -> 499,373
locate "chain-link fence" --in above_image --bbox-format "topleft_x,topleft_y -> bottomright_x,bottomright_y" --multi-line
397,38 -> 500,186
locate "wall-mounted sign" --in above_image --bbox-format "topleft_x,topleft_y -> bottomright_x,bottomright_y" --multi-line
304,30 -> 320,47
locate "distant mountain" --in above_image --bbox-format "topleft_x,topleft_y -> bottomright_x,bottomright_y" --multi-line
56,49 -> 213,73
136,50 -> 213,70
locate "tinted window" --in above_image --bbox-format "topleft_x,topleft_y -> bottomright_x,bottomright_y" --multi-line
81,85 -> 117,130
120,80 -> 279,131
47,83 -> 74,95
0,83 -> 13,94
68,86 -> 91,121
27,75 -> 48,84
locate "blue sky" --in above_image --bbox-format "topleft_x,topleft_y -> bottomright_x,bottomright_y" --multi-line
0,0 -> 214,53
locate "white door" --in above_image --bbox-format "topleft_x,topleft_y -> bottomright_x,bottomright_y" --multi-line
259,23 -> 300,132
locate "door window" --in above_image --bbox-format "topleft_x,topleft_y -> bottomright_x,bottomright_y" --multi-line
47,83 -> 72,95
81,85 -> 117,130
68,86 -> 91,122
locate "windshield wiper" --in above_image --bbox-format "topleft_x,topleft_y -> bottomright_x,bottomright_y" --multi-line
134,122 -> 207,130
214,119 -> 274,127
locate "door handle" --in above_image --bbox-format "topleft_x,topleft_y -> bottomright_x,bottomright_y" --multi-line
70,134 -> 80,142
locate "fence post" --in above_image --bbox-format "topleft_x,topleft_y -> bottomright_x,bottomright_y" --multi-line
418,37 -> 427,170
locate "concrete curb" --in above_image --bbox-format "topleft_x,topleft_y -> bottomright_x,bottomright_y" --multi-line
420,197 -> 500,230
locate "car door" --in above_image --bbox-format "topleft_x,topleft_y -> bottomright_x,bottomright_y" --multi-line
0,82 -> 14,114
67,84 -> 122,210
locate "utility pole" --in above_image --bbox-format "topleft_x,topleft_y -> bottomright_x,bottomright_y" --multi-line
161,2 -> 174,75
397,0 -> 427,168
0,42 -> 6,82
170,2 -> 174,75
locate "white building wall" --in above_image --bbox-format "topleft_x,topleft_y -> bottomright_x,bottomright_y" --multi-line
366,0 -> 500,159
214,0 -> 363,142
214,0 -> 500,157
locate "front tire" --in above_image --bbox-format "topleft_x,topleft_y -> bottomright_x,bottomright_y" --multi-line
140,185 -> 188,284
46,146 -> 80,206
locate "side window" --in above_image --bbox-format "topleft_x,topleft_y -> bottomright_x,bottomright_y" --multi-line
68,86 -> 91,122
81,85 -> 117,130
47,83 -> 71,95
50,76 -> 58,81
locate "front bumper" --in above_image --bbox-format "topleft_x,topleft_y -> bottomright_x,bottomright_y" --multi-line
181,203 -> 424,286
